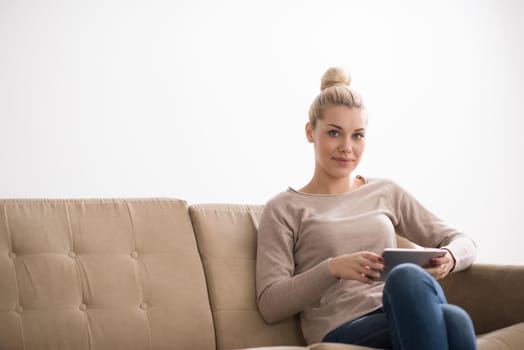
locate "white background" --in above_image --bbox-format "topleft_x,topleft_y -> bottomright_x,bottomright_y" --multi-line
1,0 -> 523,264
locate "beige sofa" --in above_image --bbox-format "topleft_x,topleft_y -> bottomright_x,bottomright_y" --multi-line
0,198 -> 523,350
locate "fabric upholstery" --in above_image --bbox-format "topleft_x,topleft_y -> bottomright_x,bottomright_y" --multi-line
1,198 -> 523,350
0,199 -> 215,350
440,264 -> 524,334
476,323 -> 524,349
190,204 -> 305,350
238,344 -> 371,350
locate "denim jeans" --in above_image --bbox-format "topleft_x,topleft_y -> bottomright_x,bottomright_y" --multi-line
323,264 -> 477,350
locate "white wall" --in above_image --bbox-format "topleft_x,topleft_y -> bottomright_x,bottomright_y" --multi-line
1,0 -> 523,264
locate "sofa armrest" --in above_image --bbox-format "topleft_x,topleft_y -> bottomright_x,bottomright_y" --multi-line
439,263 -> 524,334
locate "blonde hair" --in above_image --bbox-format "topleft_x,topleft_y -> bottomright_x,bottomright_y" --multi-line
308,67 -> 364,128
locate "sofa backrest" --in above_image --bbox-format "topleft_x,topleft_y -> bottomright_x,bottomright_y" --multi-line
0,199 -> 215,350
189,204 -> 305,350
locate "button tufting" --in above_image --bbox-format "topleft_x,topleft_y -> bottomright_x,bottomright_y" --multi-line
15,305 -> 23,313
8,252 -> 16,259
140,302 -> 148,310
79,304 -> 87,311
68,252 -> 77,258
130,252 -> 139,259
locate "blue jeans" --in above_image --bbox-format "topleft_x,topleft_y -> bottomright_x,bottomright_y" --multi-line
323,264 -> 477,350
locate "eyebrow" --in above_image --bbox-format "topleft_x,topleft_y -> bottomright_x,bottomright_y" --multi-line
327,124 -> 343,130
327,124 -> 366,132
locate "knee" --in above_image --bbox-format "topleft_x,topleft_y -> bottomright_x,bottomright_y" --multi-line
441,304 -> 475,331
383,263 -> 438,303
385,263 -> 428,289
441,304 -> 477,348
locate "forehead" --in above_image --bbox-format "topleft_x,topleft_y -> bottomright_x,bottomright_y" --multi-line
318,105 -> 366,129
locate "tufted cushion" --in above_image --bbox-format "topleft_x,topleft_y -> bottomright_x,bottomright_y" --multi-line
189,204 -> 305,350
0,199 -> 215,350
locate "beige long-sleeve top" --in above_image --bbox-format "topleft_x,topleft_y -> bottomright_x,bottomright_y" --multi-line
255,178 -> 477,345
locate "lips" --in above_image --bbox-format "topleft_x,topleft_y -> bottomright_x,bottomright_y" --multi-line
333,157 -> 355,165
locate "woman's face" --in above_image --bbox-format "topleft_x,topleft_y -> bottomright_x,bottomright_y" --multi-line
306,105 -> 366,181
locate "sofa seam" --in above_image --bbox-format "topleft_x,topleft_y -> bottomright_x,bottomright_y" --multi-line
3,203 -> 27,350
124,200 -> 153,350
188,209 -> 219,349
0,198 -> 185,204
65,203 -> 92,350
188,204 -> 264,212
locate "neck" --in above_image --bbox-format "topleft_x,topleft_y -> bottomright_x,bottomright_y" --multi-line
300,174 -> 354,195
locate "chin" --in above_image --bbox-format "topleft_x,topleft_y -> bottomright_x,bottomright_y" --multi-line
330,170 -> 353,179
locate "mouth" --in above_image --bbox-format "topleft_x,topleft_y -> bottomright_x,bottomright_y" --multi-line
332,157 -> 355,165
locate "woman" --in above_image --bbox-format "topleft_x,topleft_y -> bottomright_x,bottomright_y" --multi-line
255,67 -> 478,349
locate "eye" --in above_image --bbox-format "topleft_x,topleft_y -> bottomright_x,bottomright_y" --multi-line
328,130 -> 340,137
352,132 -> 365,140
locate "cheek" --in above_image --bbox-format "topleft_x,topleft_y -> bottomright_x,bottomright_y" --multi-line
357,143 -> 366,155
318,140 -> 337,156
315,144 -> 327,159
356,140 -> 366,153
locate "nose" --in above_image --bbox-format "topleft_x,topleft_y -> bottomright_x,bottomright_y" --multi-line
338,137 -> 353,153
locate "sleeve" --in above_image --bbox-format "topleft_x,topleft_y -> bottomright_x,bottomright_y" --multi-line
389,181 -> 477,272
255,198 -> 339,323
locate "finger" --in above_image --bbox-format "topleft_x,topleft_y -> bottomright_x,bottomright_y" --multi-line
431,255 -> 451,265
360,253 -> 385,271
426,265 -> 448,280
356,272 -> 375,284
370,262 -> 385,271
425,266 -> 441,277
365,269 -> 382,280
434,269 -> 448,280
363,265 -> 382,280
362,252 -> 384,263
357,265 -> 372,276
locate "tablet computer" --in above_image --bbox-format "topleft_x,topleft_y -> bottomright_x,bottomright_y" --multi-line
378,248 -> 447,281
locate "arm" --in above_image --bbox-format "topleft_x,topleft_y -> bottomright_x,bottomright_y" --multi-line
438,233 -> 477,272
255,200 -> 338,323
389,180 -> 477,275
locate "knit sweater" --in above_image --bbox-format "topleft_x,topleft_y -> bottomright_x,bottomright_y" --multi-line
255,177 -> 477,345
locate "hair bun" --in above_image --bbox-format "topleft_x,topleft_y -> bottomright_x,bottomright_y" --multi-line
320,67 -> 351,91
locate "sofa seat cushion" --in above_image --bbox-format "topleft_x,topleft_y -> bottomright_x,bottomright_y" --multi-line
477,322 -> 524,350
237,343 -> 375,349
238,323 -> 524,350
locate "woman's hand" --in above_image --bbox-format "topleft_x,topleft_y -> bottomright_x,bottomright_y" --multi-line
328,251 -> 385,284
425,249 -> 455,280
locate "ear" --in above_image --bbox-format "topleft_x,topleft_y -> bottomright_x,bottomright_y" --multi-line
305,122 -> 314,143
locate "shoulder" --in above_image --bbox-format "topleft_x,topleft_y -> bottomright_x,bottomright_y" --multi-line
361,177 -> 412,202
366,178 -> 426,214
363,177 -> 402,192
260,190 -> 294,219
260,189 -> 312,227
264,190 -> 295,210
258,190 -> 303,235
